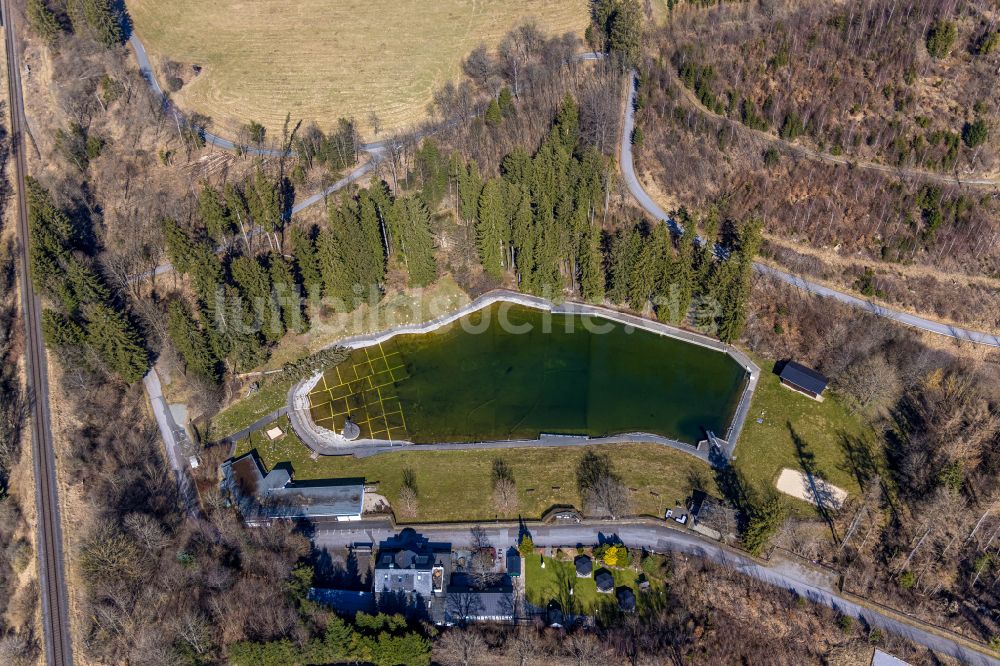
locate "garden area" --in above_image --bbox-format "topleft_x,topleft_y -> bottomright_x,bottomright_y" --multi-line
524,543 -> 662,616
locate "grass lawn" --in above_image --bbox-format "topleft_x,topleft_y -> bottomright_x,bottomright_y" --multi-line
524,554 -> 643,615
206,375 -> 296,442
234,432 -> 717,523
128,0 -> 588,135
735,358 -> 880,510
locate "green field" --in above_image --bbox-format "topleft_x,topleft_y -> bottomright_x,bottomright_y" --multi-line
309,304 -> 749,445
735,359 -> 878,507
525,554 -> 643,615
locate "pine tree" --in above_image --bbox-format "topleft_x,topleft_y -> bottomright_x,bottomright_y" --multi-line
670,222 -> 695,324
198,183 -> 233,243
289,226 -> 323,301
162,218 -> 198,275
485,98 -> 503,127
608,0 -> 643,69
269,252 -> 304,334
230,255 -> 284,343
554,94 -> 580,151
357,189 -> 388,288
27,0 -> 62,43
608,228 -> 640,304
476,179 -> 508,280
167,300 -> 220,383
84,303 -> 149,382
579,224 -> 605,303
66,0 -> 122,47
214,286 -> 269,372
41,310 -> 87,350
399,197 -> 438,287
458,160 -> 483,223
510,190 -> 535,288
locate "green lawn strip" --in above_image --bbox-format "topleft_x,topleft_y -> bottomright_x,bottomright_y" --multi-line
735,358 -> 880,511
207,375 -> 296,441
524,554 -> 642,614
232,435 -> 717,523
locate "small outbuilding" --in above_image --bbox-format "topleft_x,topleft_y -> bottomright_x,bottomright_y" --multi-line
778,361 -> 829,399
616,587 -> 636,612
574,554 -> 593,578
595,569 -> 614,593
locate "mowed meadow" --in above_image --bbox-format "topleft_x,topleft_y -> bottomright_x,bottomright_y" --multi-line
128,0 -> 589,136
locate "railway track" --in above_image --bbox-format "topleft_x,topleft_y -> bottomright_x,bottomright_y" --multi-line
1,1 -> 74,664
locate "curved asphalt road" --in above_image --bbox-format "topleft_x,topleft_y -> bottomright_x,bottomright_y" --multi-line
314,518 -> 1000,665
620,74 -> 1000,348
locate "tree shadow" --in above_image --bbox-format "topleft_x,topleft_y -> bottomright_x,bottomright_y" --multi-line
788,421 -> 839,544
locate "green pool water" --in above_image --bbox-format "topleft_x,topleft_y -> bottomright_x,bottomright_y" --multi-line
309,303 -> 749,445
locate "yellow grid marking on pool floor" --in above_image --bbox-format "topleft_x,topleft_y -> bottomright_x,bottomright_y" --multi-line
308,343 -> 409,440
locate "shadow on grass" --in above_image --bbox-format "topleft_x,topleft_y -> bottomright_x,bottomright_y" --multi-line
789,421 -> 839,544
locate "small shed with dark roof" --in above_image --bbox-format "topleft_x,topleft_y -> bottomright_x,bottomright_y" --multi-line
595,569 -> 614,593
616,587 -> 636,612
779,361 -> 829,399
574,554 -> 593,578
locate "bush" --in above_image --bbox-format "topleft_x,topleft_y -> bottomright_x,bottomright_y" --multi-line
926,20 -> 957,59
518,534 -> 534,556
898,570 -> 916,589
837,614 -> 853,634
763,147 -> 780,167
962,119 -> 988,149
974,30 -> 999,56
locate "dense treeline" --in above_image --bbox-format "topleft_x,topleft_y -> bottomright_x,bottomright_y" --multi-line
30,178 -> 150,382
229,590 -> 431,666
27,0 -> 124,47
458,93 -> 762,342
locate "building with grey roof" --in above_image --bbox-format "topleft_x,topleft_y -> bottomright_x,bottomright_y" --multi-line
373,529 -> 450,616
220,451 -> 364,525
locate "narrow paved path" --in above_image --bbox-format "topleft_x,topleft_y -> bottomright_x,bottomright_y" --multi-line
143,370 -> 201,517
312,517 -> 1000,666
620,74 -> 1000,348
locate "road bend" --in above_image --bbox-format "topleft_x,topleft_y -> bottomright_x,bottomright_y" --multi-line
2,2 -> 74,664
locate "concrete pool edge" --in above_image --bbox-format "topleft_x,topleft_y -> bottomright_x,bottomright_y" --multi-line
286,290 -> 760,466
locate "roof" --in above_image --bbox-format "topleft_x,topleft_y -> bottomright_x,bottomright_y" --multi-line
871,649 -> 911,666
779,361 -> 829,395
221,451 -> 364,521
574,554 -> 593,575
374,530 -> 451,599
595,569 -> 614,591
445,576 -> 515,622
616,587 -> 636,611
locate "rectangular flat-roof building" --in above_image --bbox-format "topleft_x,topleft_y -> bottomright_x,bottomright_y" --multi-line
221,451 -> 364,524
779,361 -> 829,399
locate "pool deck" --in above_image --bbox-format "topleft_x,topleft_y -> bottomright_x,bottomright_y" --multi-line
286,290 -> 760,466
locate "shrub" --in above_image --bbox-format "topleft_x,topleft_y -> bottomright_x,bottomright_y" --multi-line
926,20 -> 957,59
763,147 -> 780,167
518,534 -> 534,557
898,570 -> 916,589
837,614 -> 853,634
962,119 -> 988,149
